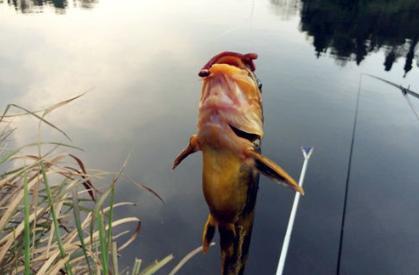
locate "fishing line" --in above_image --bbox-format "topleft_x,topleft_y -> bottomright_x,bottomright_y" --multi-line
404,94 -> 419,121
336,73 -> 363,275
335,74 -> 418,274
364,74 -> 419,121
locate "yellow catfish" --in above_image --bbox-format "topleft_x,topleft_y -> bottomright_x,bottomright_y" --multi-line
173,51 -> 303,275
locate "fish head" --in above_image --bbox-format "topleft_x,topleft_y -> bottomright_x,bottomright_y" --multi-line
197,52 -> 264,153
198,51 -> 258,78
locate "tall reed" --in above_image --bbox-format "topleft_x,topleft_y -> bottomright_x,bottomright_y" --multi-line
0,96 -> 210,274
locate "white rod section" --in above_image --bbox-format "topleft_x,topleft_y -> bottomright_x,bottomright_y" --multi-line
276,146 -> 314,275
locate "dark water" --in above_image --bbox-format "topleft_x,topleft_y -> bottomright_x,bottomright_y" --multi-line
1,0 -> 419,274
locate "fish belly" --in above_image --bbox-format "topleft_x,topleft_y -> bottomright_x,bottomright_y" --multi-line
202,147 -> 253,224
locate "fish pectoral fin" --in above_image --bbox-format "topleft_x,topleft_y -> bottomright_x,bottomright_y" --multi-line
172,134 -> 200,169
247,150 -> 304,195
202,214 -> 216,253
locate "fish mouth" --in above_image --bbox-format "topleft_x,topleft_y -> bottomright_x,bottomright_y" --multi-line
228,124 -> 260,143
198,51 -> 258,77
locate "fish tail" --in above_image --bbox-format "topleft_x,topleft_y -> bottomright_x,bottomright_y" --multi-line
201,214 -> 255,275
219,214 -> 255,275
220,173 -> 259,275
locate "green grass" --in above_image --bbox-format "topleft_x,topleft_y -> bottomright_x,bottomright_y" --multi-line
23,172 -> 30,275
0,96 -> 211,274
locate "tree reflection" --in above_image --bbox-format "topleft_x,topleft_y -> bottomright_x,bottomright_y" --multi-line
270,0 -> 301,20
273,0 -> 419,75
6,0 -> 97,13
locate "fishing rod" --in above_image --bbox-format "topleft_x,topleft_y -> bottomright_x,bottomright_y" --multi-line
276,146 -> 314,275
276,74 -> 415,275
365,74 -> 419,120
336,73 -> 417,274
365,74 -> 419,100
336,74 -> 363,275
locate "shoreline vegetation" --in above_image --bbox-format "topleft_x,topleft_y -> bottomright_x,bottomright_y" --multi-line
0,96 -> 209,274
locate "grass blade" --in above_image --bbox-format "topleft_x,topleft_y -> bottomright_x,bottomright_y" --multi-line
112,242 -> 119,275
69,154 -> 96,200
72,189 -> 92,274
118,221 -> 141,251
169,242 -> 215,275
40,161 -> 73,275
0,148 -> 21,166
139,255 -> 174,275
107,180 -> 116,250
97,211 -> 109,275
1,104 -> 71,141
126,175 -> 164,204
23,172 -> 31,275
132,258 -> 142,275
43,93 -> 86,117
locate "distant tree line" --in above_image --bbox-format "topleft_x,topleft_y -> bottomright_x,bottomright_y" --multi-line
7,0 -> 97,13
298,0 -> 419,75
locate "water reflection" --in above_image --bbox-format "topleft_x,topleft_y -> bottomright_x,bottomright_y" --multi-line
7,0 -> 419,75
272,0 -> 419,76
1,0 -> 419,273
6,0 -> 96,13
270,0 -> 301,20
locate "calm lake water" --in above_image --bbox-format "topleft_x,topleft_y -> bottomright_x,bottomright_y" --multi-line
1,0 -> 419,274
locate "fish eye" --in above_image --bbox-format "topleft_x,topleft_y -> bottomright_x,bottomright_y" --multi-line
199,69 -> 210,77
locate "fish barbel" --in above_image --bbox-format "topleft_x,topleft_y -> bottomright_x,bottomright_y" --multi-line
173,51 -> 303,274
